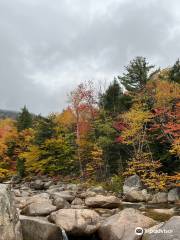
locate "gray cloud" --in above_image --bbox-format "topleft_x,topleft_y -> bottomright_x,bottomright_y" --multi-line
0,0 -> 180,115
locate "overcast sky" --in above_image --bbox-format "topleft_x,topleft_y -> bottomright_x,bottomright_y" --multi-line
0,0 -> 180,115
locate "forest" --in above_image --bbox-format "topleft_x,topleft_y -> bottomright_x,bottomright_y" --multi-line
0,56 -> 179,192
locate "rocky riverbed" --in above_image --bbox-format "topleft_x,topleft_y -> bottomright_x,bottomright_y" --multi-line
0,175 -> 180,240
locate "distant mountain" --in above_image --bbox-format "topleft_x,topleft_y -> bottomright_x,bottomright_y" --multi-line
0,109 -> 19,120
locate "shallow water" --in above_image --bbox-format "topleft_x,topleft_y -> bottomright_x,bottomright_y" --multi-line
64,203 -> 180,240
121,202 -> 180,221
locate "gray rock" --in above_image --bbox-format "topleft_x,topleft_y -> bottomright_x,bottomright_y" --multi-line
71,197 -> 84,205
49,185 -> 65,191
47,187 -> 65,194
125,189 -> 151,202
31,179 -> 45,190
123,175 -> 143,194
66,184 -> 80,191
168,188 -> 180,203
143,216 -> 180,240
20,215 -> 62,240
49,209 -> 100,235
79,191 -> 97,199
87,186 -> 106,194
150,208 -> 175,216
21,190 -> 32,197
50,191 -> 75,202
98,208 -> 157,240
52,197 -> 70,209
95,208 -> 120,219
22,193 -> 51,206
11,175 -> 22,184
150,192 -> 168,204
44,181 -> 54,189
21,200 -> 56,216
16,193 -> 51,210
85,195 -> 121,209
0,184 -> 23,240
70,205 -> 87,209
13,189 -> 21,197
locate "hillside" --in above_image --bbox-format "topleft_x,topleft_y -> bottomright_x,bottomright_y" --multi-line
0,109 -> 19,120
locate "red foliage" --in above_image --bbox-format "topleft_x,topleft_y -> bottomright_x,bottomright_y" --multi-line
149,100 -> 180,144
113,122 -> 127,131
115,136 -> 124,143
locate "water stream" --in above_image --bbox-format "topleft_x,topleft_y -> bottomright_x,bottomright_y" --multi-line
61,203 -> 180,240
61,228 -> 69,240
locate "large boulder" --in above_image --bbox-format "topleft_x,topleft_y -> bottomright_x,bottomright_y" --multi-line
50,191 -> 76,202
87,186 -> 106,194
168,188 -> 180,203
20,215 -> 62,240
21,200 -> 56,216
15,193 -> 51,210
44,180 -> 54,189
150,208 -> 175,216
65,184 -> 80,191
30,179 -> 45,190
52,197 -> 70,210
71,197 -> 84,205
79,191 -> 97,199
85,195 -> 121,209
98,208 -> 157,240
26,193 -> 51,204
47,185 -> 65,194
0,184 -> 23,240
49,209 -> 100,236
125,189 -> 151,202
143,216 -> 180,240
123,175 -> 143,194
150,192 -> 168,204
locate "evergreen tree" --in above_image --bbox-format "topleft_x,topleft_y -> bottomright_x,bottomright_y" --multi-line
91,111 -> 129,177
16,158 -> 25,177
100,79 -> 132,114
118,56 -> 154,92
17,106 -> 32,132
34,115 -> 56,145
169,59 -> 180,83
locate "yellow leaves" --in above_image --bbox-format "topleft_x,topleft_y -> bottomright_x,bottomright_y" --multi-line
170,138 -> 180,157
155,81 -> 179,108
0,168 -> 14,181
55,108 -> 75,128
22,144 -> 50,174
121,104 -> 152,144
146,78 -> 180,109
83,144 -> 103,180
0,118 -> 18,143
124,153 -> 169,191
20,145 -> 41,173
124,152 -> 180,191
168,173 -> 180,187
91,144 -> 103,168
0,118 -> 18,175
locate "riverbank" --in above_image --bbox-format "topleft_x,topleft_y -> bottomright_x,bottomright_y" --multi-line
0,174 -> 179,240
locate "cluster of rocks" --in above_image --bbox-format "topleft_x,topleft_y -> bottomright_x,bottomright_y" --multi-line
0,175 -> 179,240
123,175 -> 180,204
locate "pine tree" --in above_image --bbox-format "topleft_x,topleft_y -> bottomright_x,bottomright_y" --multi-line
169,59 -> 180,83
100,79 -> 132,114
118,56 -> 154,92
17,106 -> 32,132
17,158 -> 25,177
34,115 -> 56,145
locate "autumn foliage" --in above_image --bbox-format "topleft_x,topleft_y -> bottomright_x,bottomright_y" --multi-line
0,58 -> 179,192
